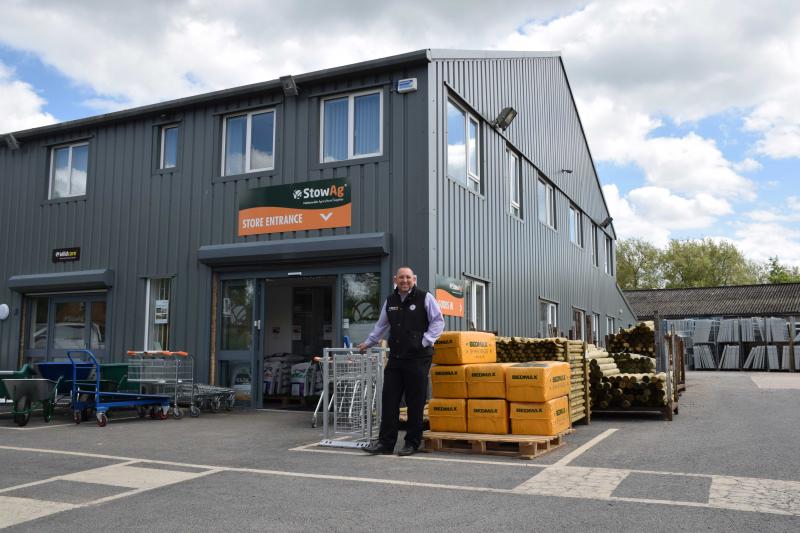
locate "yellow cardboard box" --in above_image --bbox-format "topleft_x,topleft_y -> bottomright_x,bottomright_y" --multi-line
429,398 -> 467,433
466,363 -> 513,399
509,396 -> 570,436
430,364 -> 468,398
505,361 -> 571,403
433,332 -> 497,365
467,399 -> 508,435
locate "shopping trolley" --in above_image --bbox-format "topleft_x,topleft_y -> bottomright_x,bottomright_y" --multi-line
318,347 -> 386,448
193,383 -> 236,413
126,350 -> 199,419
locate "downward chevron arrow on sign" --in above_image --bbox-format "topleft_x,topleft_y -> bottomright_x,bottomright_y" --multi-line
320,212 -> 333,221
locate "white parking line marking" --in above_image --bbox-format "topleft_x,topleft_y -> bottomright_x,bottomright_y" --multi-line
0,423 -> 75,431
61,464 -> 212,489
2,444 -> 800,518
551,428 -> 618,467
514,466 -> 630,498
0,496 -> 76,529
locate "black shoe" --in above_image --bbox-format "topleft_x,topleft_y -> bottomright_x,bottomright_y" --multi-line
397,444 -> 419,457
362,442 -> 394,455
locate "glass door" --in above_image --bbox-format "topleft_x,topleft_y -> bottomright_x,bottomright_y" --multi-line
26,293 -> 108,362
217,279 -> 263,406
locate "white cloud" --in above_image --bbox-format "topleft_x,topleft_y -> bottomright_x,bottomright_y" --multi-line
732,158 -> 763,173
0,62 -> 57,133
603,184 -> 732,247
731,222 -> 800,266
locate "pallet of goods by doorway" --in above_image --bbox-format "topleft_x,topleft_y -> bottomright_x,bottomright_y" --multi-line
420,331 -> 581,461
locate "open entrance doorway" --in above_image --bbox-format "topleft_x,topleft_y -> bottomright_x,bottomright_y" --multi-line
262,276 -> 335,407
215,270 -> 382,409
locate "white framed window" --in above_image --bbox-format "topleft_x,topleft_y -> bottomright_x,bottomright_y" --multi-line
591,313 -> 600,345
160,125 -> 179,169
144,278 -> 172,351
572,308 -> 585,341
222,109 -> 276,176
507,148 -> 521,218
321,89 -> 383,163
537,178 -> 556,228
539,300 -> 558,337
569,205 -> 583,246
606,316 -> 616,338
447,99 -> 480,192
49,142 -> 88,199
591,223 -> 599,267
605,235 -> 614,275
465,279 -> 486,331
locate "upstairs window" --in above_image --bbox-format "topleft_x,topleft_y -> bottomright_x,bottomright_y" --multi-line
605,235 -> 614,275
591,223 -> 599,267
321,90 -> 382,162
569,205 -> 583,246
49,142 -> 88,199
537,178 -> 556,228
223,109 -> 275,176
507,148 -> 521,218
447,99 -> 480,192
160,125 -> 179,169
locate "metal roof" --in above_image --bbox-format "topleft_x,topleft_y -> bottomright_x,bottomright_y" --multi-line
624,284 -> 800,319
5,49 -> 562,140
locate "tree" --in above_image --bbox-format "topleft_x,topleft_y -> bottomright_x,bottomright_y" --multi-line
616,238 -> 663,289
660,239 -> 759,288
764,256 -> 800,284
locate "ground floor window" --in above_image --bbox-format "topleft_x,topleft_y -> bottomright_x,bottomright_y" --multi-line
572,308 -> 585,341
539,300 -> 558,337
342,273 -> 381,345
25,292 -> 108,361
144,278 -> 172,350
465,279 -> 486,331
607,316 -> 616,339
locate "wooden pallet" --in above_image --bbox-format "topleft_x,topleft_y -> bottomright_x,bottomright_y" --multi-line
592,403 -> 677,421
422,428 -> 574,459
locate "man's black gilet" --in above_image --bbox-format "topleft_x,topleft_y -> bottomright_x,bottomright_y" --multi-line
386,286 -> 430,358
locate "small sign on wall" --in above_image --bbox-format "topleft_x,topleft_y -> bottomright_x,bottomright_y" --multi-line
154,299 -> 169,324
435,275 -> 465,318
52,247 -> 80,263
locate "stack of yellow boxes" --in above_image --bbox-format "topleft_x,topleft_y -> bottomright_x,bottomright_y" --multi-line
429,332 -> 572,437
506,361 -> 572,436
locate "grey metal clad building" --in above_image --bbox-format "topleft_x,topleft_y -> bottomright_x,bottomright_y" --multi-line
0,49 -> 636,405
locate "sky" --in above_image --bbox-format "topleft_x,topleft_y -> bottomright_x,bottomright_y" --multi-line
1,0 -> 798,265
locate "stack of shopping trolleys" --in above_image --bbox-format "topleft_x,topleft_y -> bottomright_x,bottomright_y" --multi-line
16,349 -> 237,427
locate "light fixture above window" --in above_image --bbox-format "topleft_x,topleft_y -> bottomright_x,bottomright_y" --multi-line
492,107 -> 517,131
561,168 -> 573,174
600,216 -> 613,228
280,75 -> 299,96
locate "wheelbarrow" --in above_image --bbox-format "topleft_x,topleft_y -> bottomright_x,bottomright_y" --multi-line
1,377 -> 61,426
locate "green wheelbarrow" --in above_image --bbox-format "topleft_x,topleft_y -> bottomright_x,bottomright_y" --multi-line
1,375 -> 61,427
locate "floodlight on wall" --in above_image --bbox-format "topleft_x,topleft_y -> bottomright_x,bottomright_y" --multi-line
561,168 -> 573,174
492,107 -> 517,131
4,133 -> 20,150
600,216 -> 613,228
280,75 -> 299,96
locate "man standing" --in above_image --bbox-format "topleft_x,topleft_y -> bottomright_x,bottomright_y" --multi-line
358,266 -> 445,456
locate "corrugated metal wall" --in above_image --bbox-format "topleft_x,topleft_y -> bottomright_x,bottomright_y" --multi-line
0,62 -> 431,374
429,55 -> 636,337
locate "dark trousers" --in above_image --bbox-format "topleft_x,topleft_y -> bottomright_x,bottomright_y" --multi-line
378,355 -> 432,450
